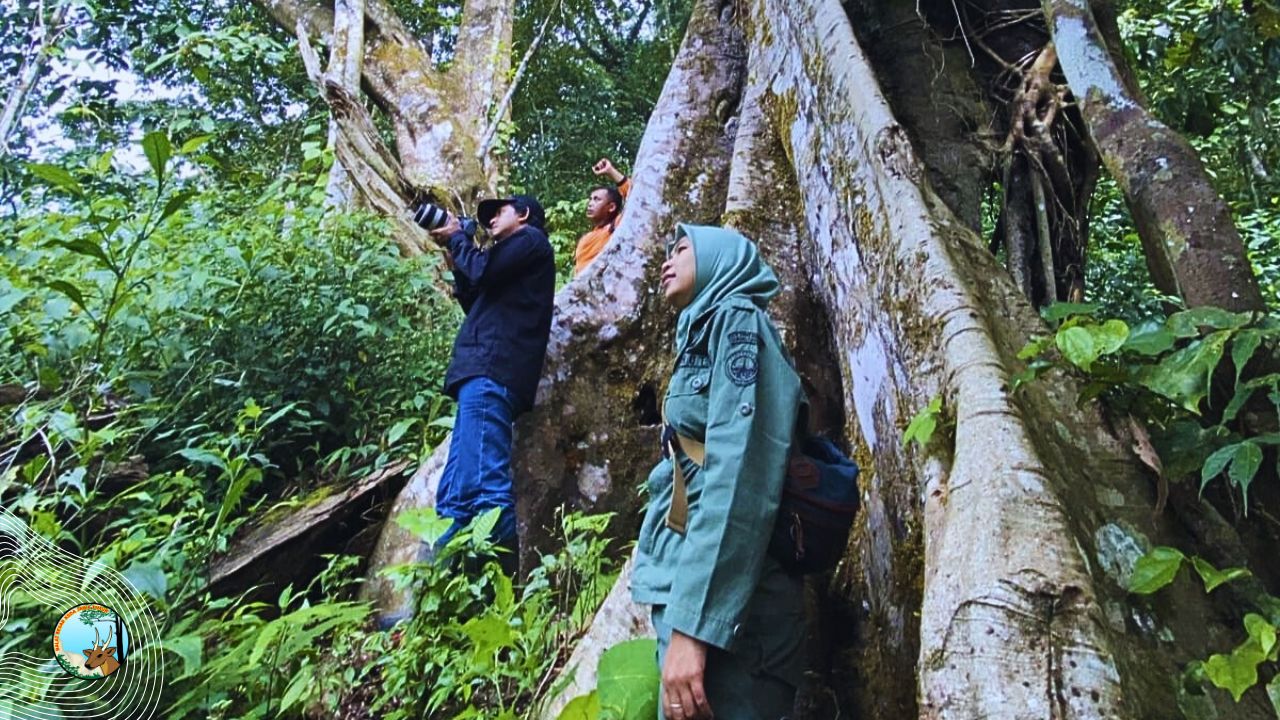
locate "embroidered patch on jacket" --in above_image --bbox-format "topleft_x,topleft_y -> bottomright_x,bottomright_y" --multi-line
728,331 -> 761,347
677,352 -> 711,369
727,349 -> 758,387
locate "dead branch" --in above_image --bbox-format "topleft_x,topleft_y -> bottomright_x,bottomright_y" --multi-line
477,0 -> 563,162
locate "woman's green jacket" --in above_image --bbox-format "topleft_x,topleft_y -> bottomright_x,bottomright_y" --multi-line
630,293 -> 804,651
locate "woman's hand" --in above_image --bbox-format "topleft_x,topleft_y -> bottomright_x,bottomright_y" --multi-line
661,630 -> 713,719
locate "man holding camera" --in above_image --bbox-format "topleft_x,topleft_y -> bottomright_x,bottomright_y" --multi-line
573,158 -> 632,276
416,194 -> 555,575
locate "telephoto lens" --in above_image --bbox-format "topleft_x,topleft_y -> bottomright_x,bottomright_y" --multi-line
412,202 -> 450,231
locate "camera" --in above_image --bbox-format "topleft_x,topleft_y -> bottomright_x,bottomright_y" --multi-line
412,202 -> 478,239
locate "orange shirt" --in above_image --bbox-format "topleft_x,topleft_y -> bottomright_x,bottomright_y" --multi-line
573,177 -> 632,275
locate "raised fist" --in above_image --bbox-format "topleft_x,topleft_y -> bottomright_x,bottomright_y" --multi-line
592,158 -> 624,183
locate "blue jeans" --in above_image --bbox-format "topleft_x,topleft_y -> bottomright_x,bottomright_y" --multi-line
435,376 -> 519,548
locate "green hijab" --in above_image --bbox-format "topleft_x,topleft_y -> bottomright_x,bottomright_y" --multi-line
669,224 -> 780,352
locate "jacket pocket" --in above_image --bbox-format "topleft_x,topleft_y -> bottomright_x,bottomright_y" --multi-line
663,364 -> 711,440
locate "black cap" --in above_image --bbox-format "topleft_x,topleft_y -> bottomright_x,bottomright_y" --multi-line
477,194 -> 546,232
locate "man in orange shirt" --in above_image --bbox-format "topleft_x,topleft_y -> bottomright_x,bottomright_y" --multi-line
573,158 -> 632,275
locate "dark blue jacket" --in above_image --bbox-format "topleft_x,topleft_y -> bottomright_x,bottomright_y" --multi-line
443,224 -> 555,415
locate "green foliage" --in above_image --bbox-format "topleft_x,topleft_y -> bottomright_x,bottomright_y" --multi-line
509,0 -> 688,212
1080,0 -> 1280,315
557,638 -> 661,720
1128,548 -> 1277,707
370,509 -> 619,719
1017,303 -> 1280,509
902,396 -> 944,448
0,127 -> 560,717
596,639 -> 661,719
5,139 -> 458,475
0,1 -> 677,717
1128,546 -> 1189,594
1126,546 -> 1251,596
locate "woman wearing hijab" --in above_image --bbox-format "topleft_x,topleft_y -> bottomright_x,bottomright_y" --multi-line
630,224 -> 806,720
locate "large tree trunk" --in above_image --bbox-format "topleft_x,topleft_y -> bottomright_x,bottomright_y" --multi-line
363,0 -> 747,615
258,0 -> 511,221
531,1 -> 1277,718
249,0 -> 1273,715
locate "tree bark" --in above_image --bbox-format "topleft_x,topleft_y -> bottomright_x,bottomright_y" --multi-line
1043,0 -> 1266,312
296,25 -> 434,256
362,0 -> 747,617
0,3 -> 70,156
322,0 -> 364,207
476,0 -> 561,165
533,1 -> 1274,717
252,0 -> 1276,714
257,0 -> 510,206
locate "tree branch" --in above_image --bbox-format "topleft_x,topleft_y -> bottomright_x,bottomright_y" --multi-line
298,22 -> 436,257
476,0 -> 562,161
453,0 -> 515,127
583,0 -> 622,63
254,0 -> 439,121
323,0 -> 365,206
1043,0 -> 1265,311
0,2 -> 70,156
624,0 -> 653,47
567,19 -> 615,68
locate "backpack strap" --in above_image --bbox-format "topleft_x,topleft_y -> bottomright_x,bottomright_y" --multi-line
661,399 -> 705,534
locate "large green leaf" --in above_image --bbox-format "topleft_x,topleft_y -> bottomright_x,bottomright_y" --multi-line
278,665 -> 314,714
1202,444 -> 1239,492
26,163 -> 82,194
1087,319 -> 1130,356
1122,318 -> 1176,356
0,286 -> 29,316
48,239 -> 114,270
1204,650 -> 1258,702
1168,307 -> 1250,337
175,447 -> 227,471
1128,546 -> 1184,594
1244,614 -> 1277,658
1231,329 -> 1264,385
902,396 -> 941,448
42,279 -> 88,311
1138,331 -> 1230,412
1040,302 -> 1099,324
1222,375 -> 1280,424
557,692 -> 601,720
217,466 -> 262,528
395,507 -> 454,546
1266,674 -> 1280,717
1056,326 -> 1098,371
142,131 -> 173,185
597,639 -> 660,720
386,417 -> 417,445
164,635 -> 203,678
461,613 -> 514,664
160,190 -> 197,221
1190,556 -> 1251,593
1228,441 -> 1263,505
179,134 -> 214,154
123,561 -> 167,601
